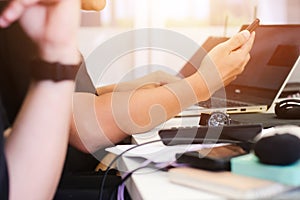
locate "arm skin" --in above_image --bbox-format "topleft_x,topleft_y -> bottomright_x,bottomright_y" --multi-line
70,30 -> 256,153
0,0 -> 81,199
96,70 -> 181,95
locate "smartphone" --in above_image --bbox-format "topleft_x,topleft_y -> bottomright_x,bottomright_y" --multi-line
246,18 -> 260,32
176,144 -> 247,171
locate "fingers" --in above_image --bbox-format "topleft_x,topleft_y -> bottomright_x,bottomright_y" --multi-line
239,31 -> 256,55
242,53 -> 251,68
0,0 -> 26,28
224,30 -> 251,52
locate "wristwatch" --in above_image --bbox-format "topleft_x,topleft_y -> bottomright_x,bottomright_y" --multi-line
199,111 -> 231,127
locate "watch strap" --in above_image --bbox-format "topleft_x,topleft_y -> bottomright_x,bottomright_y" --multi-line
199,113 -> 211,126
31,58 -> 81,81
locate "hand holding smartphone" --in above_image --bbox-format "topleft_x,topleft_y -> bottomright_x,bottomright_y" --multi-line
231,18 -> 260,51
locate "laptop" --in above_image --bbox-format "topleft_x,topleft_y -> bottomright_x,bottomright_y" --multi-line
180,24 -> 300,115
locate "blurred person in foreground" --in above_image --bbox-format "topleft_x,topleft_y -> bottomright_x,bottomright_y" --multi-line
0,0 -> 255,199
0,0 -> 81,199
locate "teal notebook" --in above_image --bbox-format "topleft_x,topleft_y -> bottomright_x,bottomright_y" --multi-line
231,154 -> 300,186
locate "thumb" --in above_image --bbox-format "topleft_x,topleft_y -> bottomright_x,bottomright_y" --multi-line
225,30 -> 251,51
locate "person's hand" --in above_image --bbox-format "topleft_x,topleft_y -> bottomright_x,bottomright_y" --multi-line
0,0 -> 81,64
196,30 -> 255,99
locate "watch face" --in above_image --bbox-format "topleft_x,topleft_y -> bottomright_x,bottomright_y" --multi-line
208,112 -> 230,126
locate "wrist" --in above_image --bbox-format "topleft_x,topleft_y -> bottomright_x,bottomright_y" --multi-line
39,44 -> 81,65
188,72 -> 211,102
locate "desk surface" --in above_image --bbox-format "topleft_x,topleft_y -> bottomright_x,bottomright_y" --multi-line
118,156 -> 224,200
121,114 -> 300,200
119,155 -> 300,200
118,154 -> 300,200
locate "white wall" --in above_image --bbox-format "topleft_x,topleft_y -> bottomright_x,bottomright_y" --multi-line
78,26 -> 240,86
258,0 -> 300,24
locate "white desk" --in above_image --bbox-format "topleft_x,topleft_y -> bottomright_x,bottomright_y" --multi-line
118,156 -> 223,200
114,116 -> 300,200
118,155 -> 300,200
118,116 -> 224,200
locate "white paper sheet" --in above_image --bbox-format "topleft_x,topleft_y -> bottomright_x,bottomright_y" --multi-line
106,143 -> 227,163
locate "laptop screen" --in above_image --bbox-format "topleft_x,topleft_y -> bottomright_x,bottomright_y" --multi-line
233,25 -> 300,91
221,25 -> 300,106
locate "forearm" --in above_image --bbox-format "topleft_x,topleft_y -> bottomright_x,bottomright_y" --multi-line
5,80 -> 74,200
0,0 -> 82,199
70,73 -> 207,152
109,73 -> 207,133
96,83 -> 161,95
4,8 -> 80,200
96,70 -> 180,95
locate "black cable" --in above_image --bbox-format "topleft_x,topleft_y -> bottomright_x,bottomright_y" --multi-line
98,138 -> 251,200
110,163 -> 151,200
98,139 -> 162,200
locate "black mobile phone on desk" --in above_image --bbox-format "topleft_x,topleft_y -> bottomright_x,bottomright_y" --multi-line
176,144 -> 247,171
